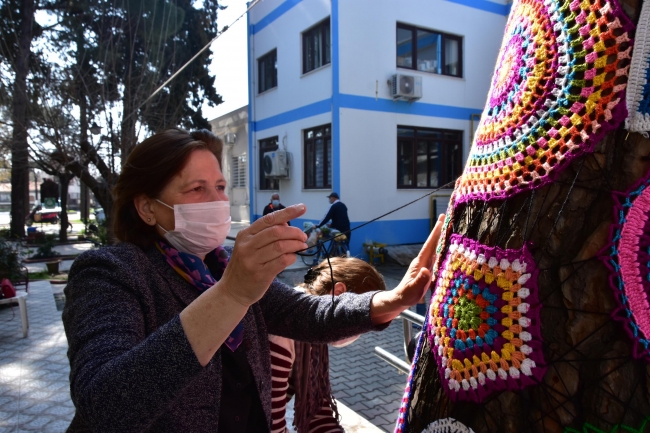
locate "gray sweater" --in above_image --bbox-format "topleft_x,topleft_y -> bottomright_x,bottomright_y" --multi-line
63,243 -> 383,432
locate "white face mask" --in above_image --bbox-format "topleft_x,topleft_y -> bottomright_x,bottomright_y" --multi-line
330,335 -> 360,348
156,199 -> 231,257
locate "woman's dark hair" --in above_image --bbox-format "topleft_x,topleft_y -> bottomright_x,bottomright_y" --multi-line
112,128 -> 223,248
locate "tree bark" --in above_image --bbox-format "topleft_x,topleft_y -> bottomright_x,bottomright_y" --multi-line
58,172 -> 73,242
10,0 -> 35,238
405,1 -> 650,431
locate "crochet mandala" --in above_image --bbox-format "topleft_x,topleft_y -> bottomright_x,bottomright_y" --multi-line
601,171 -> 650,362
423,418 -> 475,433
625,0 -> 650,135
428,235 -> 545,402
455,0 -> 634,205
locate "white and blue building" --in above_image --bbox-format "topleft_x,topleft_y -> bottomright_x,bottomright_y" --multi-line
247,0 -> 508,256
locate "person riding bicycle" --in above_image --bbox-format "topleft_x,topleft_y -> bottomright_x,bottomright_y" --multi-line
316,192 -> 350,248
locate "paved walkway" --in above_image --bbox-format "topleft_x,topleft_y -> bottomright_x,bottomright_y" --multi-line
0,281 -> 75,433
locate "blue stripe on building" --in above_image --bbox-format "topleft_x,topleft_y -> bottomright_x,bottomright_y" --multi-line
253,98 -> 332,132
250,0 -> 304,35
445,0 -> 510,16
247,10 -> 255,222
331,0 -> 341,196
339,94 -> 482,120
252,95 -> 482,131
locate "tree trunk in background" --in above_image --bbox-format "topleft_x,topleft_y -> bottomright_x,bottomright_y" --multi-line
405,1 -> 650,431
58,172 -> 72,243
10,0 -> 35,238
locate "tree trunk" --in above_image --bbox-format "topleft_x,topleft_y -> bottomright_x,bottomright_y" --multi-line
10,0 -> 35,238
58,172 -> 73,243
404,1 -> 650,431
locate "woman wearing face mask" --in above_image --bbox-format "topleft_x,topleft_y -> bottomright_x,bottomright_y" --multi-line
62,128 -> 445,433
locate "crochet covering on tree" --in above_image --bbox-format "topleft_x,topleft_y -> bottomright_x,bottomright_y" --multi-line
601,170 -> 650,362
455,0 -> 634,205
624,0 -> 650,136
427,235 -> 545,402
422,418 -> 475,433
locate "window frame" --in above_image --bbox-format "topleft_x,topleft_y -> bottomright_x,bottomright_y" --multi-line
396,126 -> 463,190
302,18 -> 331,74
303,124 -> 332,190
259,137 -> 280,191
396,23 -> 463,78
258,49 -> 277,94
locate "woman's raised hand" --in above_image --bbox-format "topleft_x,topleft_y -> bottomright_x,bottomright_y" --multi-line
220,204 -> 308,307
369,213 -> 446,325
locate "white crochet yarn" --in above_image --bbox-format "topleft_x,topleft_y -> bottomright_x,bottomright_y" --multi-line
423,417 -> 476,433
625,0 -> 650,136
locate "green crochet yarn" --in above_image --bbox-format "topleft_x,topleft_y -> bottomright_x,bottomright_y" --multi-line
454,297 -> 482,331
564,417 -> 650,433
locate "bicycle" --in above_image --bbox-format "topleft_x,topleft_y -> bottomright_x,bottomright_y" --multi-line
299,226 -> 349,266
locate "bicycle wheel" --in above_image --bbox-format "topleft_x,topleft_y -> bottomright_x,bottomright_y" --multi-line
328,240 -> 348,258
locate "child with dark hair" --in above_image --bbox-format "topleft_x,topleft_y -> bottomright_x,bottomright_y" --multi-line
269,258 -> 386,433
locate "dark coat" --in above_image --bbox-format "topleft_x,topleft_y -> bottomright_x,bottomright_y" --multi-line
317,201 -> 350,233
62,243 -> 382,432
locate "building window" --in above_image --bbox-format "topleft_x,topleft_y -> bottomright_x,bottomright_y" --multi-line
396,23 -> 462,77
259,137 -> 279,190
304,124 -> 331,189
231,153 -> 247,188
302,18 -> 330,74
258,49 -> 277,93
397,126 -> 463,189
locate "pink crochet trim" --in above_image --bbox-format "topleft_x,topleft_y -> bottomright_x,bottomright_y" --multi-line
601,170 -> 650,361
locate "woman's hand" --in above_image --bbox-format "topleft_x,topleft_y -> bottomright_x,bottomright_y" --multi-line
180,204 -> 308,366
370,213 -> 446,325
219,204 -> 308,307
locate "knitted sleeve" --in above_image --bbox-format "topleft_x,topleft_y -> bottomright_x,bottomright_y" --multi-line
62,247 -> 206,432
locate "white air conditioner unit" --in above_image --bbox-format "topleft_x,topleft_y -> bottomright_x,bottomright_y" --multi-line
224,132 -> 237,145
263,150 -> 290,178
391,74 -> 422,101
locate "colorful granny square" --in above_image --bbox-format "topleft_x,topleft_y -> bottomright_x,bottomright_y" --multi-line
428,235 -> 545,402
601,171 -> 650,362
456,0 -> 634,205
625,0 -> 650,136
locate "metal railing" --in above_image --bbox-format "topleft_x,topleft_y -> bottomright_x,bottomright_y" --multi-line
374,309 -> 425,374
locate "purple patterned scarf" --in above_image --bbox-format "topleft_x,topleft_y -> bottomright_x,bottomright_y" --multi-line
156,240 -> 243,351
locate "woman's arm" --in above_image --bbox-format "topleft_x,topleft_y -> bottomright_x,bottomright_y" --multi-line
369,213 -> 445,325
180,204 -> 308,366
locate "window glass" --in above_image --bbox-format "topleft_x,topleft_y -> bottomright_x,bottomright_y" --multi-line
397,140 -> 413,187
397,127 -> 462,189
445,38 -> 460,76
416,30 -> 439,73
429,141 -> 440,187
303,19 -> 331,73
396,27 -> 413,68
304,124 -> 332,189
258,49 -> 277,93
396,24 -> 462,77
397,127 -> 415,138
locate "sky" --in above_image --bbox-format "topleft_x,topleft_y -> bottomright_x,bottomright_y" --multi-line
202,0 -> 251,121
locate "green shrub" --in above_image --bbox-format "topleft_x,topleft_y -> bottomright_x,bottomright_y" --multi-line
0,239 -> 25,281
31,235 -> 60,259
